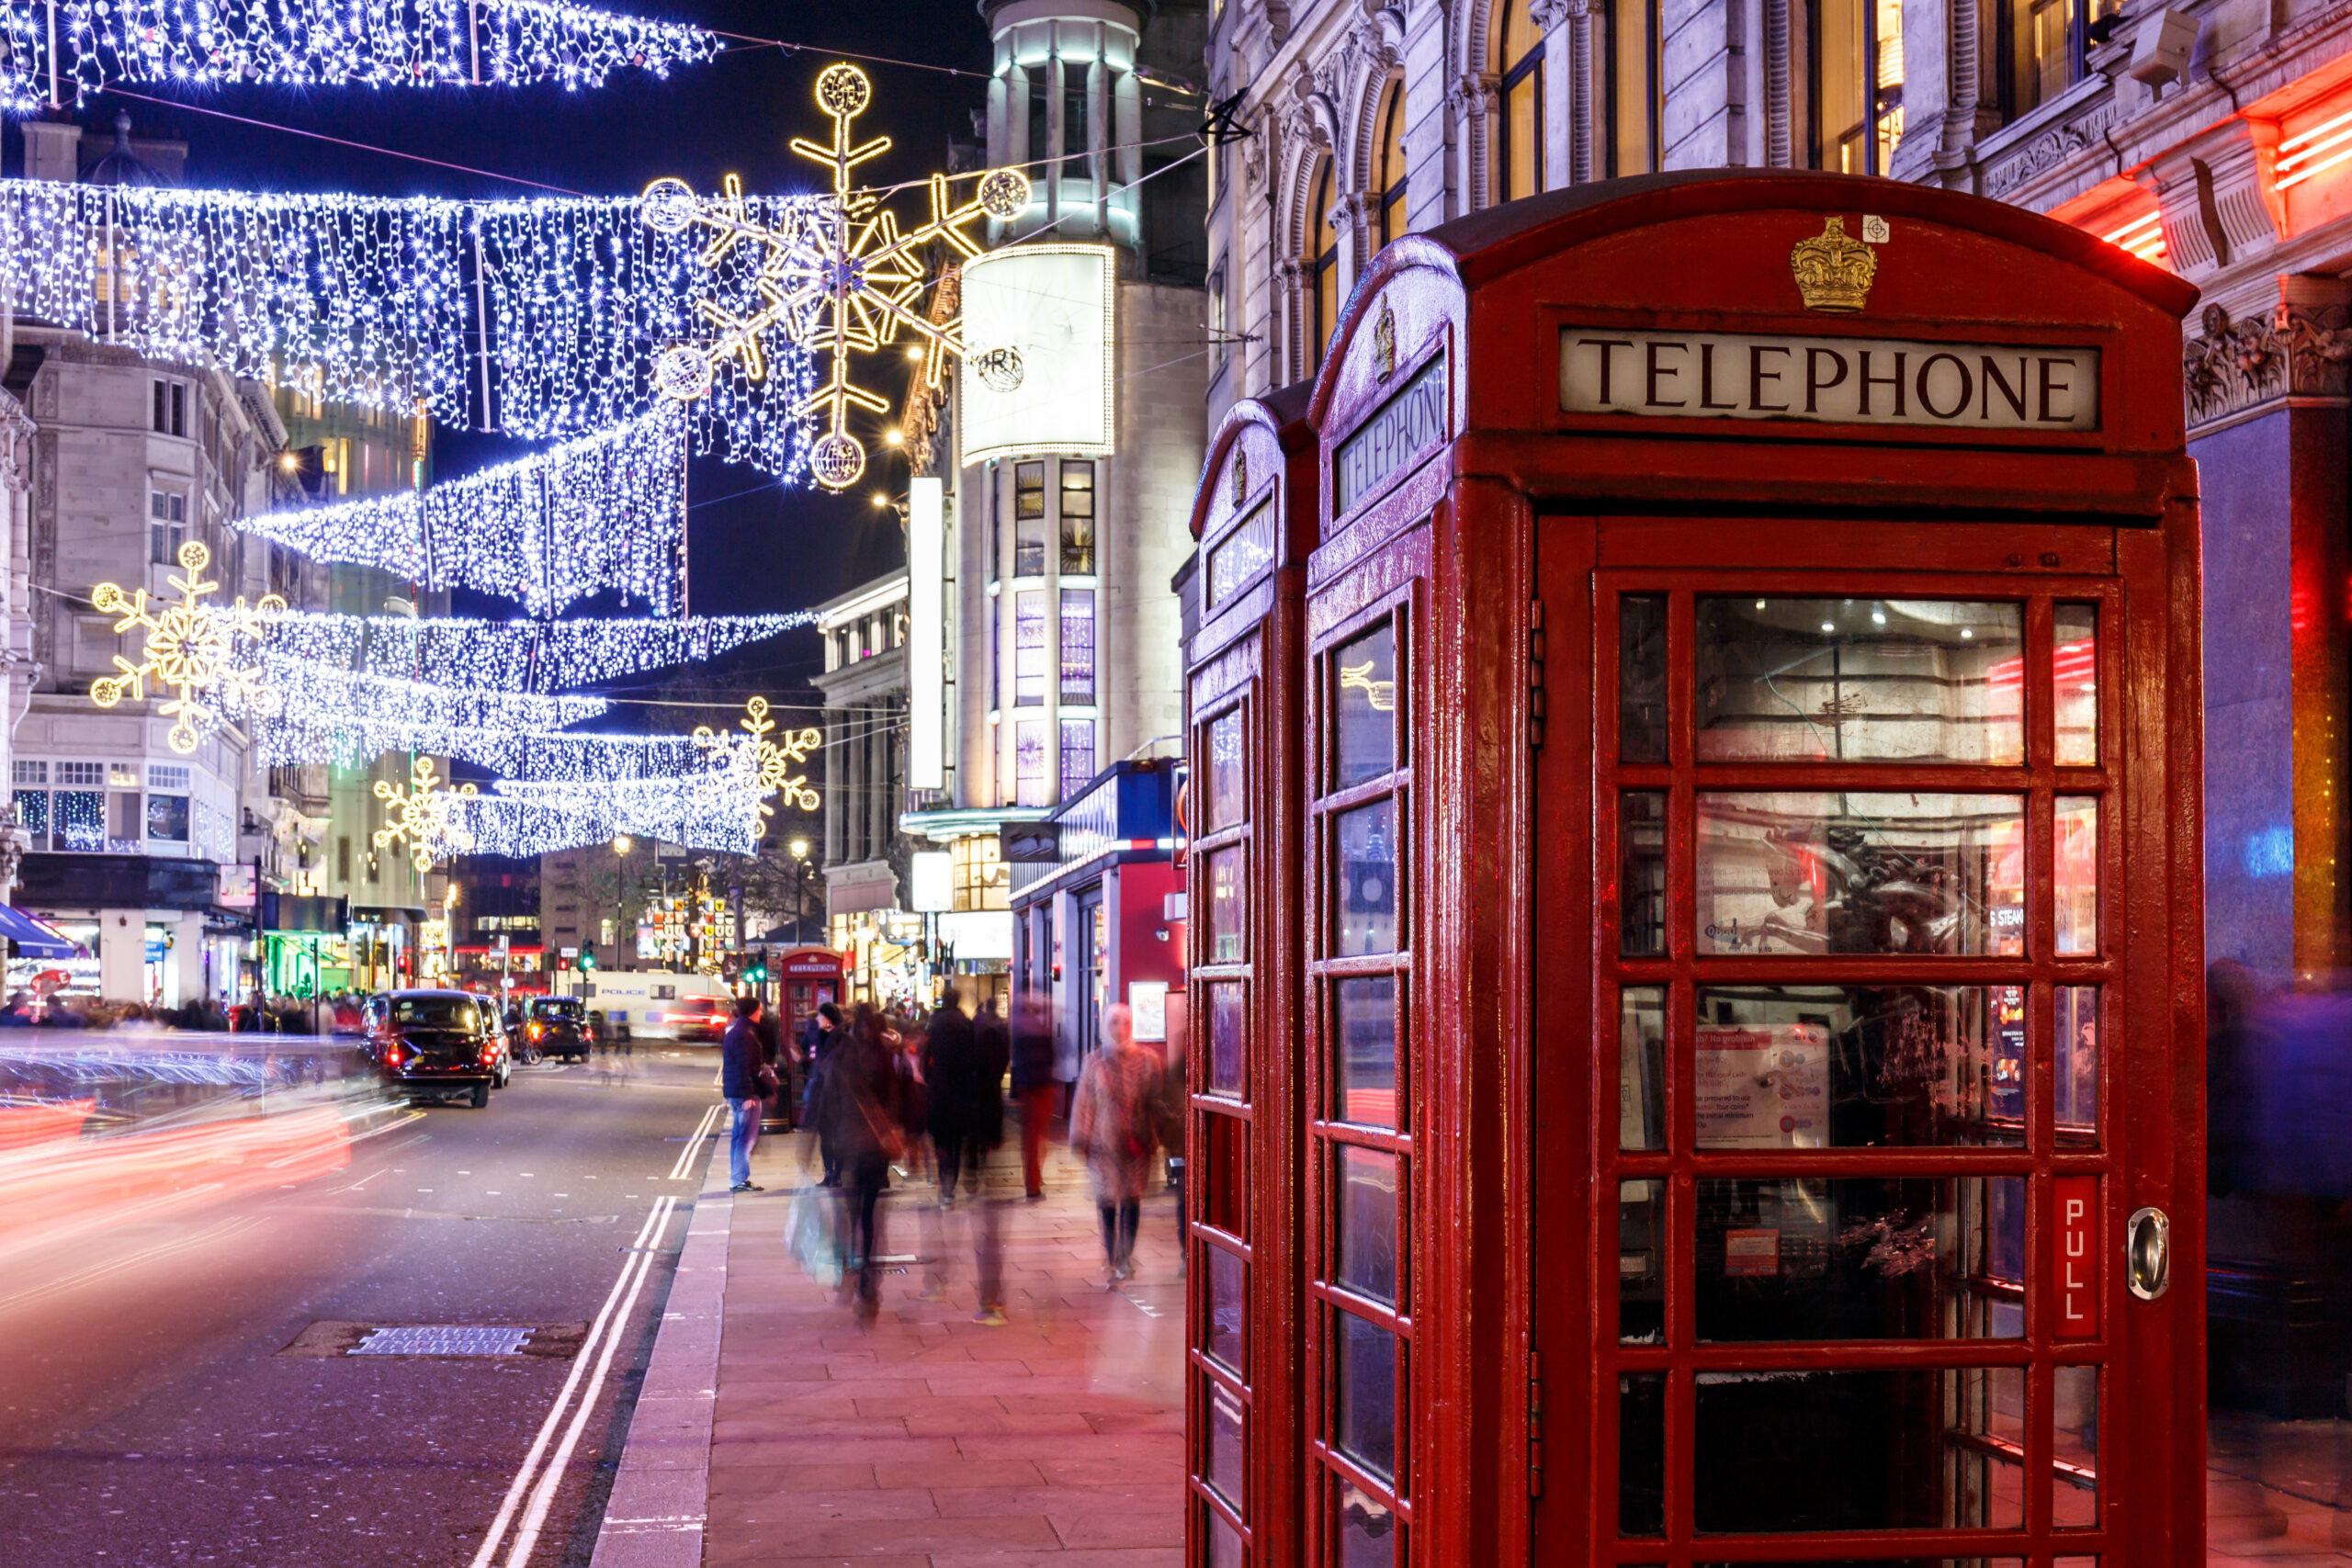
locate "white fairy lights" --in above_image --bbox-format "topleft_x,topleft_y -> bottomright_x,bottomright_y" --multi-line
642,62 -> 1030,489
252,608 -> 816,694
451,766 -> 765,857
233,409 -> 687,614
0,179 -> 819,471
247,669 -> 612,769
9,0 -> 718,103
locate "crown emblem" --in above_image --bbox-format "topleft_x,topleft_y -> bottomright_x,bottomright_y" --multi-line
1230,447 -> 1249,507
1789,217 -> 1877,314
1373,299 -> 1397,380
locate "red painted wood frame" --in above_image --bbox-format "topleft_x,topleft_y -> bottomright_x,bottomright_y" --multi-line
1544,516 -> 2198,1565
1186,388 -> 1320,1568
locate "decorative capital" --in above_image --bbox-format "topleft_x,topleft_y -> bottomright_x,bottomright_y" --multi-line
2183,303 -> 2285,424
1530,0 -> 1585,28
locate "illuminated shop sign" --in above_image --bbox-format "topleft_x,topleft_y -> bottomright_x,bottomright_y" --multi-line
1334,354 -> 1448,516
957,243 -> 1116,464
1559,329 -> 2100,433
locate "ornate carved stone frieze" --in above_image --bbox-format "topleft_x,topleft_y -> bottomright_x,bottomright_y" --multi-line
0,389 -> 33,496
2182,303 -> 2283,423
1529,0 -> 1585,27
1982,98 -> 2119,198
2276,302 -> 2352,399
1447,69 -> 1499,120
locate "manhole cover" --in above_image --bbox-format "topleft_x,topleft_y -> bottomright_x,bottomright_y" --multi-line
277,1321 -> 590,1359
351,1325 -> 531,1356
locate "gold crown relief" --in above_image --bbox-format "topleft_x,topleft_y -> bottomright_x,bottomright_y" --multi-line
1789,217 -> 1877,314
1373,299 -> 1397,381
1230,447 -> 1249,508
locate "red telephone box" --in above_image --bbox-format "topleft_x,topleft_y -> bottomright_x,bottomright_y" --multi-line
773,945 -> 846,1043
1186,173 -> 2205,1568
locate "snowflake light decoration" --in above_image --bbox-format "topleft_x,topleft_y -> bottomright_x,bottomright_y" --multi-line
694,695 -> 820,836
89,540 -> 286,754
641,62 -> 1033,490
373,755 -> 480,873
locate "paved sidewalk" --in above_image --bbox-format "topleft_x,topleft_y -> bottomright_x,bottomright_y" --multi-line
700,1129 -> 1185,1566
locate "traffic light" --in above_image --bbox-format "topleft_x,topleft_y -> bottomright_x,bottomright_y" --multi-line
579,948 -> 596,972
743,961 -> 768,984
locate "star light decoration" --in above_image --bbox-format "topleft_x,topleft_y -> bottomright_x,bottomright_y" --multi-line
640,62 -> 1034,490
373,755 -> 479,873
694,695 -> 820,836
89,540 -> 286,754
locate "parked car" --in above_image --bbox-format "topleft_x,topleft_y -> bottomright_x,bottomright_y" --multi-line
365,990 -> 500,1108
662,996 -> 730,1044
518,996 -> 594,1062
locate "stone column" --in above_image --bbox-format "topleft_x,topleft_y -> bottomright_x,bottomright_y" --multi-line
2186,275 -> 2352,980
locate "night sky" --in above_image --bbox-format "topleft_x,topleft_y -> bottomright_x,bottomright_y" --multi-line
32,0 -> 999,714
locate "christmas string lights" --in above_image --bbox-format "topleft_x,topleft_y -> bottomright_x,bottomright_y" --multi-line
251,608 -> 817,694
233,408 -> 687,614
693,694 -> 820,834
0,179 -> 818,469
451,770 -> 764,857
7,0 -> 718,103
642,62 -> 1030,489
246,667 -> 611,769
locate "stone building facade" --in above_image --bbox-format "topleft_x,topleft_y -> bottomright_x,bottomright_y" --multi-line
1207,0 -> 2352,976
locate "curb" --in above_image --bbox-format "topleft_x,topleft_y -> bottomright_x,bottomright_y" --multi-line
586,1141 -> 731,1568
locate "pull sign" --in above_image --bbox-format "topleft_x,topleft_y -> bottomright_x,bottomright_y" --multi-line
2054,1176 -> 2100,1340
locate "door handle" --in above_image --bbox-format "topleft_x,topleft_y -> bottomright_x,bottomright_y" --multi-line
2124,1206 -> 2171,1301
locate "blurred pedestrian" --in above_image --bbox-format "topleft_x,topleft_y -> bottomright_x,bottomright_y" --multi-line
1149,1039 -> 1187,1268
721,994 -> 774,1194
823,1004 -> 903,1320
921,986 -> 980,1205
1070,1003 -> 1159,1285
803,1002 -> 843,1184
1011,994 -> 1057,1199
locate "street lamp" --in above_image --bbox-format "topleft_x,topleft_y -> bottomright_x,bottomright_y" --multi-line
612,834 -> 633,856
788,838 -> 811,946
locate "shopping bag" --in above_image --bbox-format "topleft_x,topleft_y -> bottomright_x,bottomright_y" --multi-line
786,1182 -> 842,1290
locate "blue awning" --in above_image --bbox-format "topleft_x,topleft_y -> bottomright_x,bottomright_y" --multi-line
0,907 -> 79,960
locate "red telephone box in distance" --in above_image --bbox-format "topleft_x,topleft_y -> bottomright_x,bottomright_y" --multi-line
772,945 -> 845,1043
1182,172 -> 2205,1568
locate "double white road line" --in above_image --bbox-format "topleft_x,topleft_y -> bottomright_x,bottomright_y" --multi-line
467,1192 -> 679,1568
667,1101 -> 721,1181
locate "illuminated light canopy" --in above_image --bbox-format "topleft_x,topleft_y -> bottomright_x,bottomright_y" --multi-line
250,609 -> 817,694
232,409 -> 688,614
373,754 -> 479,873
693,694 -> 820,835
642,61 -> 1031,489
247,669 -> 613,769
89,540 -> 286,754
2099,210 -> 2167,265
956,243 -> 1116,464
0,179 -> 819,473
6,0 -> 718,104
452,768 -> 765,857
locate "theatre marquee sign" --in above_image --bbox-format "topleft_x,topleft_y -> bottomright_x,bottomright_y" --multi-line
1560,329 -> 2100,433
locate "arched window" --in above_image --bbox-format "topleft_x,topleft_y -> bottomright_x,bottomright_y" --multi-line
1374,83 -> 1409,246
1309,157 -> 1340,372
1494,0 -> 1544,201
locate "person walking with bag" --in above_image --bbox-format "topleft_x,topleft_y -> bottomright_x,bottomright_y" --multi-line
1070,1003 -> 1159,1285
822,1005 -> 903,1320
721,995 -> 775,1194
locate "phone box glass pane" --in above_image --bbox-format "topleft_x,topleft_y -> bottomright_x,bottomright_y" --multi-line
1336,1145 -> 1399,1306
1696,793 -> 2025,956
1334,622 -> 1397,788
1206,1376 -> 1244,1507
1205,981 -> 1246,1097
1693,1366 -> 2023,1533
1334,1312 -> 1397,1483
1335,799 -> 1400,955
1619,1371 -> 1666,1537
1207,1512 -> 1244,1568
2055,1365 -> 2099,1527
1696,598 -> 2023,763
1693,986 -> 2015,1148
1205,708 -> 1246,830
1205,1247 -> 1245,1371
2056,796 -> 2098,955
1333,976 -> 1397,1128
1694,1177 -> 2025,1340
1620,1179 -> 1664,1345
1621,790 -> 1667,957
2056,987 -> 2098,1145
2055,602 -> 2098,765
1620,593 -> 1668,763
1205,846 -> 1246,964
1619,987 -> 1665,1151
1337,1481 -> 1396,1568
